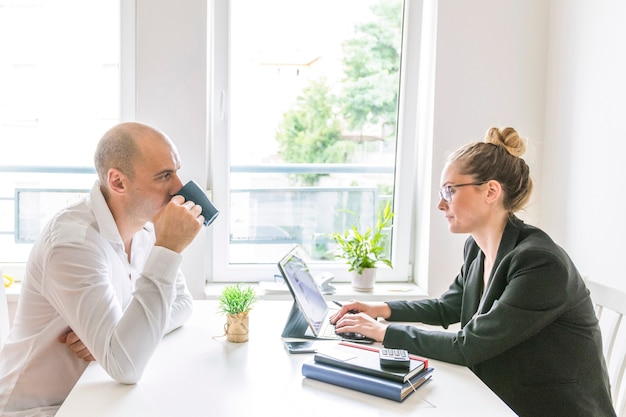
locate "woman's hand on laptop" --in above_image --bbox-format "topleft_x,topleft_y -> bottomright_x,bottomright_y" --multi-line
331,300 -> 391,342
333,310 -> 388,343
330,300 -> 391,323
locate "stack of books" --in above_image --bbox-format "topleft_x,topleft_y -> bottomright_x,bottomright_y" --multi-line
302,341 -> 433,402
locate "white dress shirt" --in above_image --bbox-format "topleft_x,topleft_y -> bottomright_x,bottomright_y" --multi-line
0,183 -> 194,416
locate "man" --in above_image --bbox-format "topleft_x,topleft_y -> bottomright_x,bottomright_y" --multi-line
0,122 -> 203,416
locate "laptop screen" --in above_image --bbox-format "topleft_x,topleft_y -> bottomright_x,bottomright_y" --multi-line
278,246 -> 328,332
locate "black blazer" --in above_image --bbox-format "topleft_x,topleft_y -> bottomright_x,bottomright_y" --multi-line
383,217 -> 616,417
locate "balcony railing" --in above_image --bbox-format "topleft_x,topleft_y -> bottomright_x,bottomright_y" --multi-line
1,164 -> 394,263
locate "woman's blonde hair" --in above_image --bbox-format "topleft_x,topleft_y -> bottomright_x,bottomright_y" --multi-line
448,127 -> 533,213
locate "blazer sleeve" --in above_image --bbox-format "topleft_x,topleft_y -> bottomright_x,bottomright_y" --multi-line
385,237 -> 481,327
383,240 -> 572,367
385,273 -> 465,327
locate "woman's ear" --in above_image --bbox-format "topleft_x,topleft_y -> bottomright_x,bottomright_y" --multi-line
485,179 -> 502,204
107,168 -> 127,194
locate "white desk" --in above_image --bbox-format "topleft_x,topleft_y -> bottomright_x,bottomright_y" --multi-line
56,301 -> 515,417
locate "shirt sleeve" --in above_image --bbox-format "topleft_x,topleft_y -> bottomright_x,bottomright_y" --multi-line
43,237 -> 190,384
165,266 -> 194,334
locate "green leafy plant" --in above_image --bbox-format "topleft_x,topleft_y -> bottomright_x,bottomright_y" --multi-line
330,201 -> 394,275
218,284 -> 257,315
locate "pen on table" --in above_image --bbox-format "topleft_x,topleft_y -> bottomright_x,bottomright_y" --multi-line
333,300 -> 358,314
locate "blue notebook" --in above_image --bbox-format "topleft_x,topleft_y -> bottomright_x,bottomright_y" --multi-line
302,361 -> 434,402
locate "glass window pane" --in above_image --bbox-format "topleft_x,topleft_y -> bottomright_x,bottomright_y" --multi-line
226,0 -> 403,266
0,0 -> 119,263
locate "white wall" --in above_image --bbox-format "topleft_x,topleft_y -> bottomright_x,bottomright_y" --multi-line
133,0 -> 209,298
542,0 -> 626,292
422,0 -> 549,297
423,0 -> 626,296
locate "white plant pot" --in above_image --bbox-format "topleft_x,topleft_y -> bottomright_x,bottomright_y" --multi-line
351,268 -> 377,292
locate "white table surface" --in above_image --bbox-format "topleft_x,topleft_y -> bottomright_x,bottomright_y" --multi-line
55,300 -> 516,417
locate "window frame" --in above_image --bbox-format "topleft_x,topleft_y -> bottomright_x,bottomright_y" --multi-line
207,0 -> 423,283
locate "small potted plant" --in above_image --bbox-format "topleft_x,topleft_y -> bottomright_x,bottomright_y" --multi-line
218,283 -> 257,342
330,201 -> 394,291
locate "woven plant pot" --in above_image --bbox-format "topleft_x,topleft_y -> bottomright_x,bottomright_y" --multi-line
225,312 -> 249,343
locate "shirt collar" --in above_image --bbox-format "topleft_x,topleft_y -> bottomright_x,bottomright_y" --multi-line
87,181 -> 124,244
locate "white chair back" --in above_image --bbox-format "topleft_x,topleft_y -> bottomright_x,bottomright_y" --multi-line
0,271 -> 10,348
587,280 -> 626,417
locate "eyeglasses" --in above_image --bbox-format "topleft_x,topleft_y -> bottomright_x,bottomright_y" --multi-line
439,181 -> 487,203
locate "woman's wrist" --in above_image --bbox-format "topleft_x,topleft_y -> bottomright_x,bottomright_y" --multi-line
375,302 -> 392,320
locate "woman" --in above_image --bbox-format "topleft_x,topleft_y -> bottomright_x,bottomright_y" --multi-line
332,127 -> 616,417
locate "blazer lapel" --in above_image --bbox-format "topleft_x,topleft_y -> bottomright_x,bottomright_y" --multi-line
478,216 -> 524,314
461,251 -> 485,326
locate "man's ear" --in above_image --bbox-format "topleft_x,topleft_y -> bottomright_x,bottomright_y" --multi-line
485,179 -> 502,204
107,168 -> 127,194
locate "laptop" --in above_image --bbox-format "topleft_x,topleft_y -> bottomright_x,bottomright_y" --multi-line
278,245 -> 373,343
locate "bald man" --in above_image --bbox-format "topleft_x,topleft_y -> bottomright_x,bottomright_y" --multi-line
0,122 -> 203,416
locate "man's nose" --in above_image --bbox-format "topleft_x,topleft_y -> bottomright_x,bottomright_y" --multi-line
172,176 -> 184,193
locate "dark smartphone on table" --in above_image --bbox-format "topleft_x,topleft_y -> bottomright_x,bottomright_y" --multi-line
283,340 -> 317,354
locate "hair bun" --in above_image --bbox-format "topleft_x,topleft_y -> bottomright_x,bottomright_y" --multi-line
485,126 -> 526,158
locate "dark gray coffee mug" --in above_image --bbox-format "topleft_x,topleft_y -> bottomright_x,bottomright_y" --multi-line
176,180 -> 220,226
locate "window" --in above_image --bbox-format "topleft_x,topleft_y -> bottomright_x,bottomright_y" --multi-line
209,0 -> 422,282
0,0 -> 122,265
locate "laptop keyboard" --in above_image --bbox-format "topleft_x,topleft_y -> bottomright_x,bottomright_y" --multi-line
320,322 -> 372,342
319,323 -> 342,339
